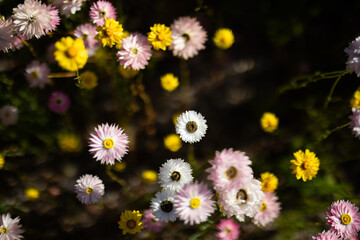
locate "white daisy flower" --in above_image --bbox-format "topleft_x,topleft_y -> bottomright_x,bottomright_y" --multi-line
0,213 -> 24,240
175,110 -> 207,143
158,158 -> 193,192
150,190 -> 178,223
74,174 -> 105,205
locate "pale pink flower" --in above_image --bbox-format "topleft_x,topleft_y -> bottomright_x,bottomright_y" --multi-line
11,35 -> 25,50
170,16 -> 207,60
312,230 -> 341,240
74,23 -> 100,56
253,192 -> 281,227
349,107 -> 360,140
0,213 -> 24,240
74,174 -> 105,204
0,105 -> 18,126
52,0 -> 87,17
142,209 -> 165,232
216,218 -> 240,240
47,5 -> 60,33
48,91 -> 70,114
0,18 -> 14,52
345,37 -> 360,77
89,0 -> 117,26
24,60 -> 50,88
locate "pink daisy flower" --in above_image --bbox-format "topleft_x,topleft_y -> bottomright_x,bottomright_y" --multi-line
117,34 -> 152,70
0,213 -> 24,240
206,148 -> 253,192
174,182 -> 215,225
345,37 -> 360,77
142,209 -> 165,232
47,5 -> 60,33
48,91 -> 71,114
312,230 -> 341,240
215,218 -> 241,240
52,0 -> 87,17
88,123 -> 129,165
0,18 -> 14,52
89,0 -> 117,26
74,174 -> 105,205
74,23 -> 100,56
326,200 -> 360,239
253,192 -> 281,227
169,16 -> 207,60
11,34 -> 25,50
349,107 -> 360,140
24,60 -> 50,88
0,105 -> 18,126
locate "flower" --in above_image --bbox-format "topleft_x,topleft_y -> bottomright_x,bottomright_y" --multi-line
213,28 -> 235,49
142,170 -> 157,184
260,112 -> 279,133
0,18 -> 14,52
164,134 -> 182,152
349,107 -> 360,140
0,155 -> 4,169
119,64 -> 139,79
142,209 -> 165,232
74,24 -> 100,57
118,210 -> 143,235
312,231 -> 341,240
0,105 -> 18,126
215,218 -> 241,240
74,174 -> 105,205
158,158 -> 193,192
90,1 -> 117,26
345,37 -> 360,77
169,16 -> 207,59
175,110 -> 208,143
259,172 -> 278,192
88,123 -> 129,165
290,149 -> 320,182
253,192 -> 281,227
150,190 -> 178,222
350,90 -> 360,109
116,33 -> 152,70
52,0 -> 86,17
48,91 -> 70,114
0,213 -> 24,240
95,18 -> 124,48
218,178 -> 264,222
206,148 -> 253,192
79,71 -> 98,90
174,182 -> 215,225
57,132 -> 81,152
24,60 -> 50,88
160,73 -> 179,92
25,187 -> 40,200
326,200 -> 360,239
48,5 -> 60,33
54,37 -> 88,72
147,24 -> 172,50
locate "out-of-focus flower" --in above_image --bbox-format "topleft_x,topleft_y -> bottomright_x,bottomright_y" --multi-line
170,16 -> 207,59
0,213 -> 24,240
54,37 -> 88,72
350,90 -> 360,109
290,149 -> 320,182
326,200 -> 360,239
117,34 -> 152,70
48,5 -> 60,33
57,132 -> 81,152
216,218 -> 241,240
160,73 -> 179,92
95,18 -> 124,48
142,209 -> 165,232
74,174 -> 105,205
142,170 -> 157,184
164,134 -> 182,152
345,37 -> 360,77
213,28 -> 235,49
48,91 -> 70,114
113,162 -> 126,172
90,0 -> 117,26
118,210 -> 143,235
79,71 -> 98,90
253,192 -> 281,227
11,35 -> 24,50
175,110 -> 208,143
118,64 -> 139,79
158,158 -> 193,192
0,18 -> 14,52
172,113 -> 181,125
0,155 -> 4,169
260,112 -> 279,133
25,187 -> 40,201
151,190 -> 178,222
24,60 -> 50,88
259,172 -> 278,192
88,123 -> 129,165
52,0 -> 86,17
349,107 -> 360,140
74,24 -> 100,57
312,230 -> 341,240
147,24 -> 172,51
0,105 -> 18,126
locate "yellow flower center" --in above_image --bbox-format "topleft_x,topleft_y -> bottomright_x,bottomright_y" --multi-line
126,219 -> 136,229
186,121 -> 198,133
190,197 -> 201,209
225,166 -> 237,179
302,160 -> 311,170
82,33 -> 88,40
157,33 -> 165,41
103,138 -> 114,149
341,213 -> 352,225
259,202 -> 267,211
105,27 -> 113,37
0,227 -> 7,234
30,71 -> 38,79
225,228 -> 231,234
131,48 -> 139,55
86,187 -> 93,194
67,47 -> 79,58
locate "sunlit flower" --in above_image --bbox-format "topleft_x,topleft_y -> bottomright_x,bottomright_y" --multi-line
0,213 -> 24,240
52,0 -> 86,17
150,190 -> 178,222
350,90 -> 360,109
142,170 -> 157,184
213,28 -> 235,49
147,24 -> 172,50
74,24 -> 100,57
25,187 -> 40,201
312,230 -> 341,240
90,0 -> 117,26
259,172 -> 278,192
0,18 -> 14,52
118,210 -> 143,235
95,18 -> 124,48
260,112 -> 279,133
290,149 -> 320,182
349,107 -> 360,140
158,158 -> 193,192
57,132 -> 81,152
54,37 -> 88,72
160,73 -> 179,92
24,60 -> 50,88
175,110 -> 207,143
79,71 -> 98,90
164,134 -> 182,152
142,209 -> 165,232
216,218 -> 241,240
74,174 -> 105,205
48,91 -> 70,114
253,192 -> 281,227
0,105 -> 18,126
345,37 -> 360,77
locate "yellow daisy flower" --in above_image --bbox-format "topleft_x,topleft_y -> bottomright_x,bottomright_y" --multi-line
160,73 -> 179,92
290,149 -> 320,182
260,112 -> 279,133
54,37 -> 88,72
213,28 -> 235,49
95,18 -> 124,48
259,172 -> 278,192
147,24 -> 172,50
80,71 -> 98,90
0,155 -> 4,169
350,89 -> 360,108
25,187 -> 40,201
57,133 -> 81,152
118,210 -> 143,235
164,134 -> 182,152
141,170 -> 157,184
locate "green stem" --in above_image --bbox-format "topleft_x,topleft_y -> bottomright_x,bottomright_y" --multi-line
180,59 -> 190,87
105,165 -> 126,187
18,36 -> 38,58
324,75 -> 342,108
316,122 -> 350,143
187,144 -> 196,168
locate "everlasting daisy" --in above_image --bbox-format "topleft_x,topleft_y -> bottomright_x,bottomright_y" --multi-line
11,34 -> 25,50
142,209 -> 165,232
116,33 -> 152,70
79,71 -> 98,89
206,148 -> 253,192
90,0 -> 117,26
290,149 -> 320,182
259,172 -> 278,192
118,210 -> 143,235
326,200 -> 360,239
147,24 -> 172,50
175,110 -> 207,143
52,0 -> 86,17
350,90 -> 360,109
169,16 -> 207,59
74,24 -> 100,57
74,174 -> 105,205
0,213 -> 24,240
160,73 -> 179,92
95,18 -> 124,48
24,60 -> 50,88
213,28 -> 235,49
54,37 -> 88,72
0,105 -> 18,126
312,231 -> 341,240
25,187 -> 40,201
88,123 -> 129,165
47,5 -> 60,33
216,218 -> 241,240
57,132 -> 81,152
150,190 -> 178,222
174,182 -> 215,225
253,192 -> 281,227
260,112 -> 279,133
0,18 -> 14,52
142,170 -> 157,184
158,158 -> 193,192
48,91 -> 70,114
345,37 -> 360,77
349,107 -> 360,140
164,134 -> 182,152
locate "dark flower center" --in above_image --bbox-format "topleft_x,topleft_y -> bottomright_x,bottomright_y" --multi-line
186,121 -> 198,133
236,189 -> 248,204
160,200 -> 173,213
170,171 -> 181,181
